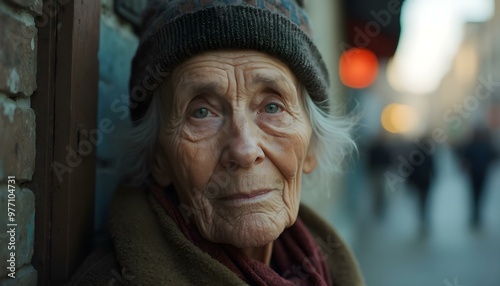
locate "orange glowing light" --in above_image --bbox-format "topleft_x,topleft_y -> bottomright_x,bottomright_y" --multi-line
381,103 -> 419,134
339,48 -> 379,89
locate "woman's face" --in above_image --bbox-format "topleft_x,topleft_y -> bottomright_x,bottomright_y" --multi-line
153,50 -> 317,248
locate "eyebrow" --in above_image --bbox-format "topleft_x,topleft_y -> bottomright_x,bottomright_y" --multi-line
252,74 -> 294,93
187,81 -> 225,96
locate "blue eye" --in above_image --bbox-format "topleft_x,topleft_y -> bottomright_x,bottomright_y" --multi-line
193,108 -> 209,118
264,103 -> 280,114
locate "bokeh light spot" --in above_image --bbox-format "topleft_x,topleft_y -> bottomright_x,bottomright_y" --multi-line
339,48 -> 379,89
381,103 -> 420,134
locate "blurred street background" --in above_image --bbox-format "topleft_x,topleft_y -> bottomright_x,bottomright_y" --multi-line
329,145 -> 500,286
301,0 -> 500,285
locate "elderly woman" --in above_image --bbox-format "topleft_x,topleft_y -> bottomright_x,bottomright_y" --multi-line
74,0 -> 363,285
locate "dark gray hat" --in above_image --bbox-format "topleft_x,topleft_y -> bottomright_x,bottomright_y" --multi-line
129,0 -> 329,123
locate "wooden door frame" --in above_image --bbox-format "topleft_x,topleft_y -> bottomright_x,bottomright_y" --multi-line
30,1 -> 100,285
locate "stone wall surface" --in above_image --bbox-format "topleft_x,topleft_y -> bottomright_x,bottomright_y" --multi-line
0,0 -> 38,284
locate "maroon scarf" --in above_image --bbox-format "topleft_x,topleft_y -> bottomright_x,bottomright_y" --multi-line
151,184 -> 332,286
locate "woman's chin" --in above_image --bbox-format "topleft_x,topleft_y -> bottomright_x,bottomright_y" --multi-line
209,215 -> 288,248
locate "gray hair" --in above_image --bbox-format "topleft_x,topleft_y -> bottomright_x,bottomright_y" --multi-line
121,86 -> 357,189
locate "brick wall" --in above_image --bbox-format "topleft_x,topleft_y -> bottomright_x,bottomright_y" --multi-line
0,0 -> 40,285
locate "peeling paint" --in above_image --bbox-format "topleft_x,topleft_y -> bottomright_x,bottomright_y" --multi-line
1,98 -> 17,123
0,1 -> 36,26
7,68 -> 20,94
31,38 -> 35,50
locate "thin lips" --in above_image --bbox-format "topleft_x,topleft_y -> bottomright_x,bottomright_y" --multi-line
220,189 -> 272,201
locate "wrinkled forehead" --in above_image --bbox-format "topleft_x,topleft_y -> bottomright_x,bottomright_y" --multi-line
168,50 -> 301,94
158,50 -> 304,112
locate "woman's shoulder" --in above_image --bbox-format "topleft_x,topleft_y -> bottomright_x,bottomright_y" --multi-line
299,204 -> 365,286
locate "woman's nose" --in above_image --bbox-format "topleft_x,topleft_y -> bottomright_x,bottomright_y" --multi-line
221,118 -> 265,169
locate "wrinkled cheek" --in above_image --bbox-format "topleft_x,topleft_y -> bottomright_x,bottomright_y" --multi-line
175,183 -> 216,237
173,139 -> 215,187
282,184 -> 301,225
282,146 -> 310,224
171,140 -> 223,232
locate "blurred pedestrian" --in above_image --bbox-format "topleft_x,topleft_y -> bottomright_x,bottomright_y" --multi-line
367,132 -> 392,218
458,128 -> 498,228
406,137 -> 435,232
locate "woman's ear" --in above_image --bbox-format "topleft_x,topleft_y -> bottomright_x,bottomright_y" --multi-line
151,143 -> 173,187
302,151 -> 317,174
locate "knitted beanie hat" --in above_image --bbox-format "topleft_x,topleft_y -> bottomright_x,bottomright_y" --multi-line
129,0 -> 330,123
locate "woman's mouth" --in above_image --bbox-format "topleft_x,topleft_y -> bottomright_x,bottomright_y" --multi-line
219,189 -> 273,204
